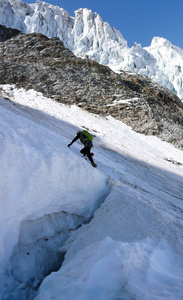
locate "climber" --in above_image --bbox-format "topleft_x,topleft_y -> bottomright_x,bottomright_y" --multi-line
68,130 -> 97,167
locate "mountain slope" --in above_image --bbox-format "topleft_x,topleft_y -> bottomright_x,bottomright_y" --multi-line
0,29 -> 183,149
1,0 -> 183,100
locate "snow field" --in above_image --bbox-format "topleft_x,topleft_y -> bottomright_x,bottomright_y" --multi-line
0,85 -> 183,299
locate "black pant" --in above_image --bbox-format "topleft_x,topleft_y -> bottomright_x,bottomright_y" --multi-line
80,143 -> 94,164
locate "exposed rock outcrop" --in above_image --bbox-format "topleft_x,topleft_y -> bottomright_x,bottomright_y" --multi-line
0,28 -> 183,149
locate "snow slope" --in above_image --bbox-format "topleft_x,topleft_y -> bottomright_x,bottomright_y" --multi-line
1,0 -> 183,100
0,84 -> 183,299
0,86 -> 108,298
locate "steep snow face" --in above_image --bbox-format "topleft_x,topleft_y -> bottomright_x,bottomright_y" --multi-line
0,0 -> 74,41
114,38 -> 183,100
1,0 -> 183,100
24,1 -> 74,45
71,8 -> 127,65
144,37 -> 183,99
0,0 -> 32,32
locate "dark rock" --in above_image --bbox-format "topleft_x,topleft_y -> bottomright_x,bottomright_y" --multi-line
0,24 -> 20,42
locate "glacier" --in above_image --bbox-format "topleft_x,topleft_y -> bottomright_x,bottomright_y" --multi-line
0,84 -> 183,299
0,0 -> 183,100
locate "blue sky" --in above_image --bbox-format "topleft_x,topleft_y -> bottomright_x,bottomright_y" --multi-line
24,0 -> 183,49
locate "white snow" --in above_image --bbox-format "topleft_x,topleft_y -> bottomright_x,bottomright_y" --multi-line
107,97 -> 140,107
0,84 -> 183,299
1,0 -> 183,100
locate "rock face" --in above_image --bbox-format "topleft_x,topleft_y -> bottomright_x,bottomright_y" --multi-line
0,28 -> 183,149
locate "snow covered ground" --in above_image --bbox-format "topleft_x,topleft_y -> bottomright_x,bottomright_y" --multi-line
0,85 -> 183,299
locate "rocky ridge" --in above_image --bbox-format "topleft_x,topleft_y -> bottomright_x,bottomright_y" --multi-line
0,28 -> 183,149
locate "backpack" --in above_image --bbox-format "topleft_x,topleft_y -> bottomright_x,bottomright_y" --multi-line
81,130 -> 93,142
